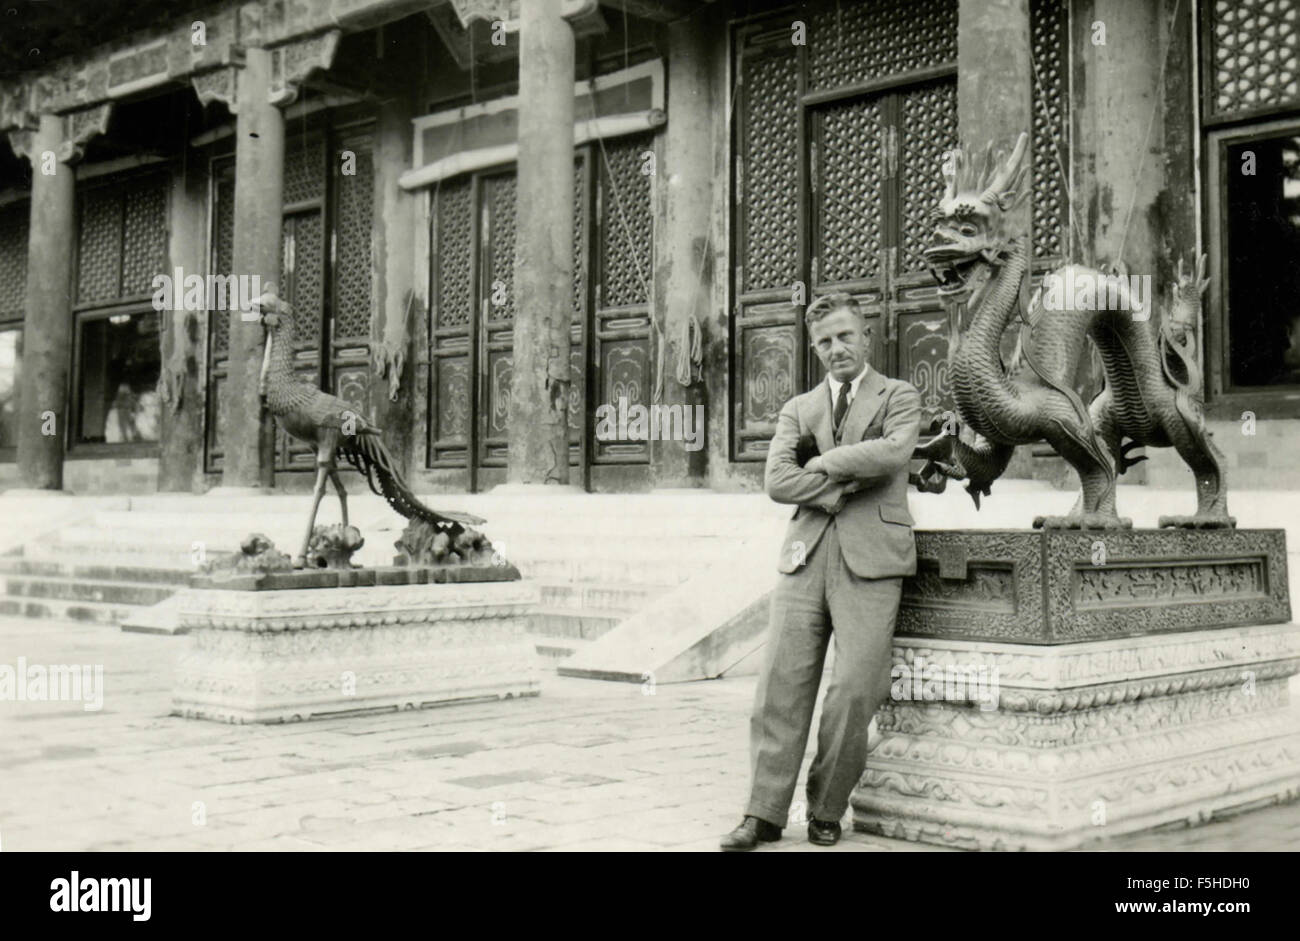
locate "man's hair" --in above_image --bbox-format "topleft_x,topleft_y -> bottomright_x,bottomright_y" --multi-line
804,292 -> 865,327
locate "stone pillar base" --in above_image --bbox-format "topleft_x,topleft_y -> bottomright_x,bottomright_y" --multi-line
851,623 -> 1300,850
173,581 -> 541,723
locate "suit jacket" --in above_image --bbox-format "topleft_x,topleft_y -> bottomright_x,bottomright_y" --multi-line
764,367 -> 922,578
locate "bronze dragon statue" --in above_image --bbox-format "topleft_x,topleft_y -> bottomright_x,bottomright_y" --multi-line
911,132 -> 1233,530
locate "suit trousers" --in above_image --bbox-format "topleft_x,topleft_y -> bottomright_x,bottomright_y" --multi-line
745,519 -> 903,827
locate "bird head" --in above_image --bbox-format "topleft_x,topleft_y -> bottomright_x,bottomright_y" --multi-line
250,291 -> 292,333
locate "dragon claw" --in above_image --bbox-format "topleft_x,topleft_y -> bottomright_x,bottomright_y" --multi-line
1157,514 -> 1237,530
1033,513 -> 1133,530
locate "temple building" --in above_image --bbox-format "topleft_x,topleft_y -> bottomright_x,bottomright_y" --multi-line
0,0 -> 1295,498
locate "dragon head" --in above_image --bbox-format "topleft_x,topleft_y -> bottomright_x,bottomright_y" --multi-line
924,132 -> 1030,302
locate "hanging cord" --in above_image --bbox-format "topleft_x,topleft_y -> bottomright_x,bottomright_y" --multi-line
1115,0 -> 1182,267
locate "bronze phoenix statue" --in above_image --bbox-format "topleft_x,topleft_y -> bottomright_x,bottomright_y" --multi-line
251,291 -> 484,567
916,132 -> 1232,529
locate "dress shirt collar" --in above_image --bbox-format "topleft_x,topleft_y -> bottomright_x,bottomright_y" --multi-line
826,363 -> 870,405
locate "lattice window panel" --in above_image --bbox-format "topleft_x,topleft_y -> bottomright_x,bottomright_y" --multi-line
808,0 -> 957,93
599,136 -> 653,308
285,212 -> 323,348
435,178 -> 474,328
121,184 -> 167,297
1208,0 -> 1300,118
333,144 -> 373,342
741,48 -> 799,292
211,172 -> 235,357
1032,0 -> 1069,260
76,187 -> 123,305
76,177 -> 168,306
486,173 -> 518,322
284,138 -> 325,205
899,81 -> 958,273
0,204 -> 28,321
818,98 -> 885,282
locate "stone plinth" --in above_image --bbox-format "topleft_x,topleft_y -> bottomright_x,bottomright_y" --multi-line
172,581 -> 541,723
852,528 -> 1300,850
901,528 -> 1289,643
852,624 -> 1300,850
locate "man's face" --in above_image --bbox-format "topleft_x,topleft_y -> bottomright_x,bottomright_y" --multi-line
809,308 -> 869,382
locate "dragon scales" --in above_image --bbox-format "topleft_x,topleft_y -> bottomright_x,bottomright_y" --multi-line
912,132 -> 1233,530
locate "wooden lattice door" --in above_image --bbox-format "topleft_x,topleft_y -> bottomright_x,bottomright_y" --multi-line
429,154 -> 593,489
732,0 -> 1069,458
808,80 -> 958,416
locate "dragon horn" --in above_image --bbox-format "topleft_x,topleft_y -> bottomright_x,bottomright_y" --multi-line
942,147 -> 960,201
980,132 -> 1029,204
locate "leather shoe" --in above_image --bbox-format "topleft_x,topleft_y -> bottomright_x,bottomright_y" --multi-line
808,817 -> 842,846
719,815 -> 782,852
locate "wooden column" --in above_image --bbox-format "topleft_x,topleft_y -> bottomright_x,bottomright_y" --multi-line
15,114 -> 76,490
157,162 -> 208,492
651,16 -> 712,489
222,47 -> 284,489
371,93 -> 419,480
508,0 -> 575,486
1073,0 -> 1165,276
958,0 -> 1033,240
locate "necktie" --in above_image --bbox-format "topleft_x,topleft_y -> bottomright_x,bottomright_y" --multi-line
833,382 -> 849,434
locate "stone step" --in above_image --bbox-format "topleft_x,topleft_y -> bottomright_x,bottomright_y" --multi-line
0,556 -> 197,585
536,580 -> 664,614
39,532 -> 723,584
0,595 -> 134,626
87,508 -> 779,539
20,542 -> 214,571
528,606 -> 623,642
532,636 -> 593,661
0,574 -> 175,606
59,523 -> 752,563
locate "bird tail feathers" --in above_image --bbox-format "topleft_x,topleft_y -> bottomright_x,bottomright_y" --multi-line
339,435 -> 486,530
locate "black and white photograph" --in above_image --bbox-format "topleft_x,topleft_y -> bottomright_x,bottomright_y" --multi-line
0,0 -> 1295,893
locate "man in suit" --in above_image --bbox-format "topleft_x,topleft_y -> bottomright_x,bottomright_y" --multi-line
721,292 -> 921,851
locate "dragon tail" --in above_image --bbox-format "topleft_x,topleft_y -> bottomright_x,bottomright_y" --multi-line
339,433 -> 486,532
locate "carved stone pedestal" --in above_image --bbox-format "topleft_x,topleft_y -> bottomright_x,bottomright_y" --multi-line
172,581 -> 541,723
851,529 -> 1300,850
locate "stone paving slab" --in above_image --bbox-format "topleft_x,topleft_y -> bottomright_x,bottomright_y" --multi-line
0,615 -> 1297,852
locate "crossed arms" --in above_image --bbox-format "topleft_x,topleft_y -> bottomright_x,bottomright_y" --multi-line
764,383 -> 922,514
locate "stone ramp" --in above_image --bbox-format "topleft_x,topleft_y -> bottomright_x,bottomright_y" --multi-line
559,527 -> 783,683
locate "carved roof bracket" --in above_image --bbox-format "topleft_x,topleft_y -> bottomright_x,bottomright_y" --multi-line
6,101 -> 111,166
191,45 -> 247,115
449,0 -> 601,34
58,102 -> 114,164
268,30 -> 342,108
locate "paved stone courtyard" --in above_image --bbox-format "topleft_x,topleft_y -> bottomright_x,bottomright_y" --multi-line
1,615 -> 1297,852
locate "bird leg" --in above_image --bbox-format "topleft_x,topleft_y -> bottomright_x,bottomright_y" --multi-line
297,431 -> 341,568
329,469 -> 349,527
297,463 -> 330,568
